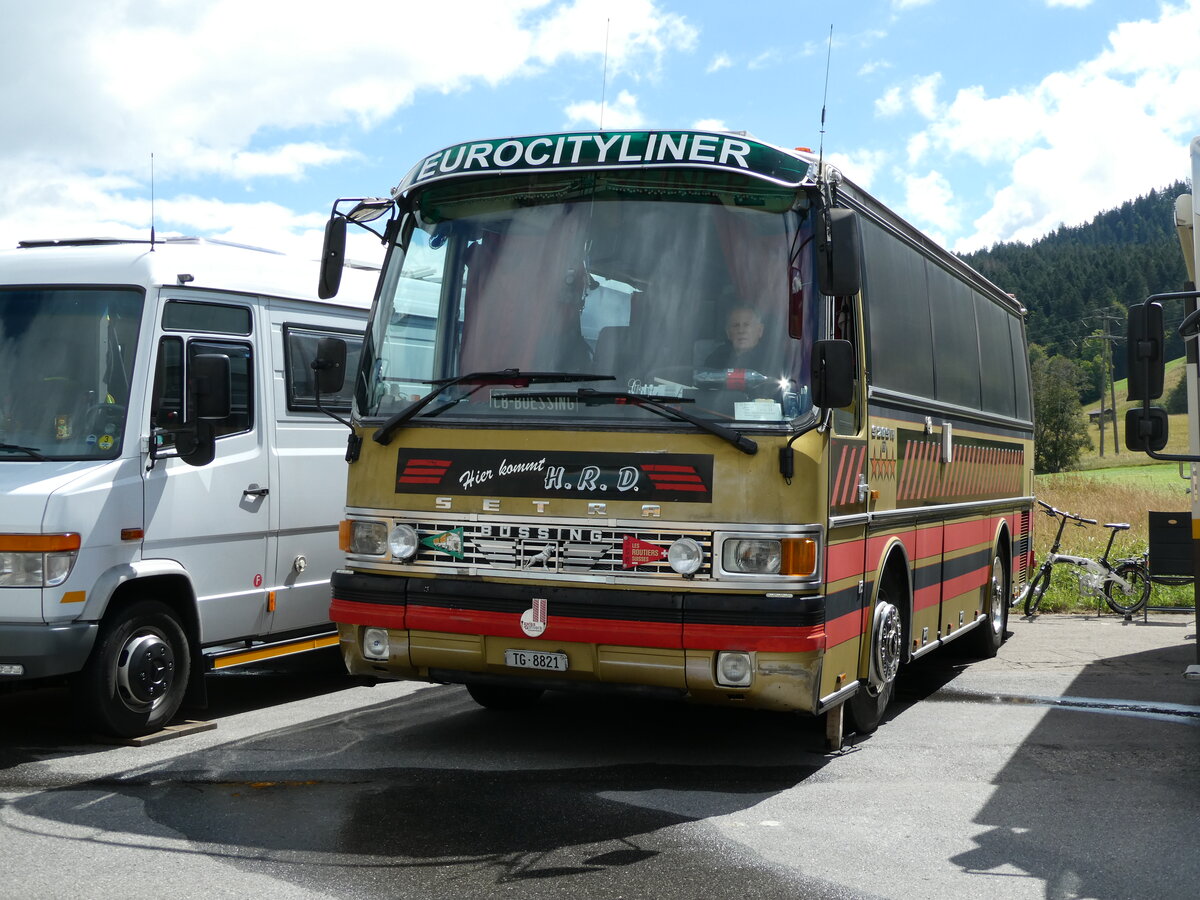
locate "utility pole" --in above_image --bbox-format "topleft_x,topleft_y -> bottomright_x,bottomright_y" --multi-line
1084,310 -> 1124,457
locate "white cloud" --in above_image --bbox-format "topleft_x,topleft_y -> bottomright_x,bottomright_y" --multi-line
903,170 -> 961,238
897,0 -> 1200,250
564,90 -> 647,129
825,150 -> 888,190
0,0 -> 697,255
707,53 -> 733,74
693,118 -> 730,132
1046,0 -> 1093,8
858,60 -> 892,77
875,86 -> 905,117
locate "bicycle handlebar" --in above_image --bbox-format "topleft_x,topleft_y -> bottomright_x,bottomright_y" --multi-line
1035,498 -> 1096,525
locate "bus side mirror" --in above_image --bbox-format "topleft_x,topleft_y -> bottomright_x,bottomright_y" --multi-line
1126,301 -> 1164,401
817,208 -> 862,298
318,216 -> 347,299
313,336 -> 348,395
1125,407 -> 1169,452
811,339 -> 855,408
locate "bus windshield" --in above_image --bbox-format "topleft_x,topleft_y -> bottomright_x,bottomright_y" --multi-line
361,172 -> 821,429
0,287 -> 143,461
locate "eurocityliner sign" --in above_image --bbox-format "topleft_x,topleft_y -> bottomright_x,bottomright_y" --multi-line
396,131 -> 813,193
395,449 -> 714,503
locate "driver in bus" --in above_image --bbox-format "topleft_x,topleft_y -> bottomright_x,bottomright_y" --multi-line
705,304 -> 767,370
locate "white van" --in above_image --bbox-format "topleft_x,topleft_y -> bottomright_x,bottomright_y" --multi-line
0,237 -> 373,737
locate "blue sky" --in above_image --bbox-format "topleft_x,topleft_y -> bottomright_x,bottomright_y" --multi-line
2,0 -> 1197,267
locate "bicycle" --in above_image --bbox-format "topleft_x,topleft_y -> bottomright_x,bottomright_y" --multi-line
1018,499 -> 1152,617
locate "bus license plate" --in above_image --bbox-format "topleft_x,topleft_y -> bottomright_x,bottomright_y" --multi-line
504,649 -> 568,672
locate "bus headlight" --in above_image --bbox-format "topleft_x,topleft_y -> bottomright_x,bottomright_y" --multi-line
724,539 -> 782,574
721,537 -> 817,577
388,524 -> 419,561
668,537 -> 704,575
343,520 -> 388,556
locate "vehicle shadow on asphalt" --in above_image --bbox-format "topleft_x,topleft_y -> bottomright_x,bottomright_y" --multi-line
946,638 -> 1200,900
6,682 -> 851,898
0,648 -> 353,770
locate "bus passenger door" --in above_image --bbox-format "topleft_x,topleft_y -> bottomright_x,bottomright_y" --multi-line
823,293 -> 870,700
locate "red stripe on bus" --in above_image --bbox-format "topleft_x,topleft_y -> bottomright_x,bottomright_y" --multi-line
682,623 -> 824,653
330,598 -> 407,629
406,604 -> 683,648
825,608 -> 863,647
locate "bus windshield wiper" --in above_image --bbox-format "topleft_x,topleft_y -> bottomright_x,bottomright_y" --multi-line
493,388 -> 758,456
0,443 -> 46,460
373,369 -> 615,445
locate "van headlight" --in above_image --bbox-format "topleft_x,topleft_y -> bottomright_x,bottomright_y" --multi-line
0,534 -> 81,587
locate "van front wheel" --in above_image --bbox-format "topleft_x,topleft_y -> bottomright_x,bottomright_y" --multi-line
77,600 -> 191,739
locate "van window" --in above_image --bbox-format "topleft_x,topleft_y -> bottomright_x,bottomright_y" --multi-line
283,325 -> 363,412
151,337 -> 253,447
163,300 -> 252,335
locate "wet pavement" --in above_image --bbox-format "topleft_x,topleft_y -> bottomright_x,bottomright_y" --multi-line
1,615 -> 1197,899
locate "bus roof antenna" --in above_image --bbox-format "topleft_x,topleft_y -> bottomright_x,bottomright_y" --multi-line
817,25 -> 833,177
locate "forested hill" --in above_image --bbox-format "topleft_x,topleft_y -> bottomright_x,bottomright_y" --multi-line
958,181 -> 1191,380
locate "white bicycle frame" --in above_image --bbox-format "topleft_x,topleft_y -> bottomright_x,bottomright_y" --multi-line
1041,551 -> 1137,597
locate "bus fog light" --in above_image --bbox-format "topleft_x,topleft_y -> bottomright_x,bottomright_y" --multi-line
668,538 -> 703,575
362,628 -> 390,660
389,524 -> 419,561
716,651 -> 753,687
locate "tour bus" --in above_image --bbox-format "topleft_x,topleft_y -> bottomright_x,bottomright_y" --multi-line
316,129 -> 1035,745
0,237 -> 373,738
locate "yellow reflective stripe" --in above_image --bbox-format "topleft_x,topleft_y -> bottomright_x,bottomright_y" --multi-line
210,634 -> 338,669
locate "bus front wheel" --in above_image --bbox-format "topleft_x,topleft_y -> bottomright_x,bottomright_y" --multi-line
846,597 -> 902,736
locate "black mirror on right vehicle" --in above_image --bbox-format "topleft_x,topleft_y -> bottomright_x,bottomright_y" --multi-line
1125,406 -> 1169,452
318,216 -> 347,300
1126,301 -> 1165,402
313,337 -> 348,395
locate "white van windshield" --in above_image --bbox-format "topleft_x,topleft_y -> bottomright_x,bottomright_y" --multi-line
0,287 -> 143,461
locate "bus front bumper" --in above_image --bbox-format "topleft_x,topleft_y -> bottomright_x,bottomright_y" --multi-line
330,570 -> 825,714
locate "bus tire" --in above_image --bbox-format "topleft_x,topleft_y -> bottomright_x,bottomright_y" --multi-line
968,551 -> 1008,658
846,594 -> 902,736
466,683 -> 544,711
76,599 -> 191,739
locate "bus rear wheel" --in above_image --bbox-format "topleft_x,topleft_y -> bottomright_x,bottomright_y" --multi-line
967,553 -> 1008,658
846,596 -> 902,736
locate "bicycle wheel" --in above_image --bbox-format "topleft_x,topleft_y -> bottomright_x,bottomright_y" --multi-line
1102,561 -> 1151,616
1023,567 -> 1052,616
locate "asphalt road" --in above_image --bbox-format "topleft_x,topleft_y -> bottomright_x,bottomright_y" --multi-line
1,612 -> 1197,900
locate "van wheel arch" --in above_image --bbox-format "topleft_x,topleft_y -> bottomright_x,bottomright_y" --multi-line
74,576 -> 201,737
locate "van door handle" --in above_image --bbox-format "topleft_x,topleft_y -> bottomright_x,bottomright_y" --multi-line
243,485 -> 269,498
